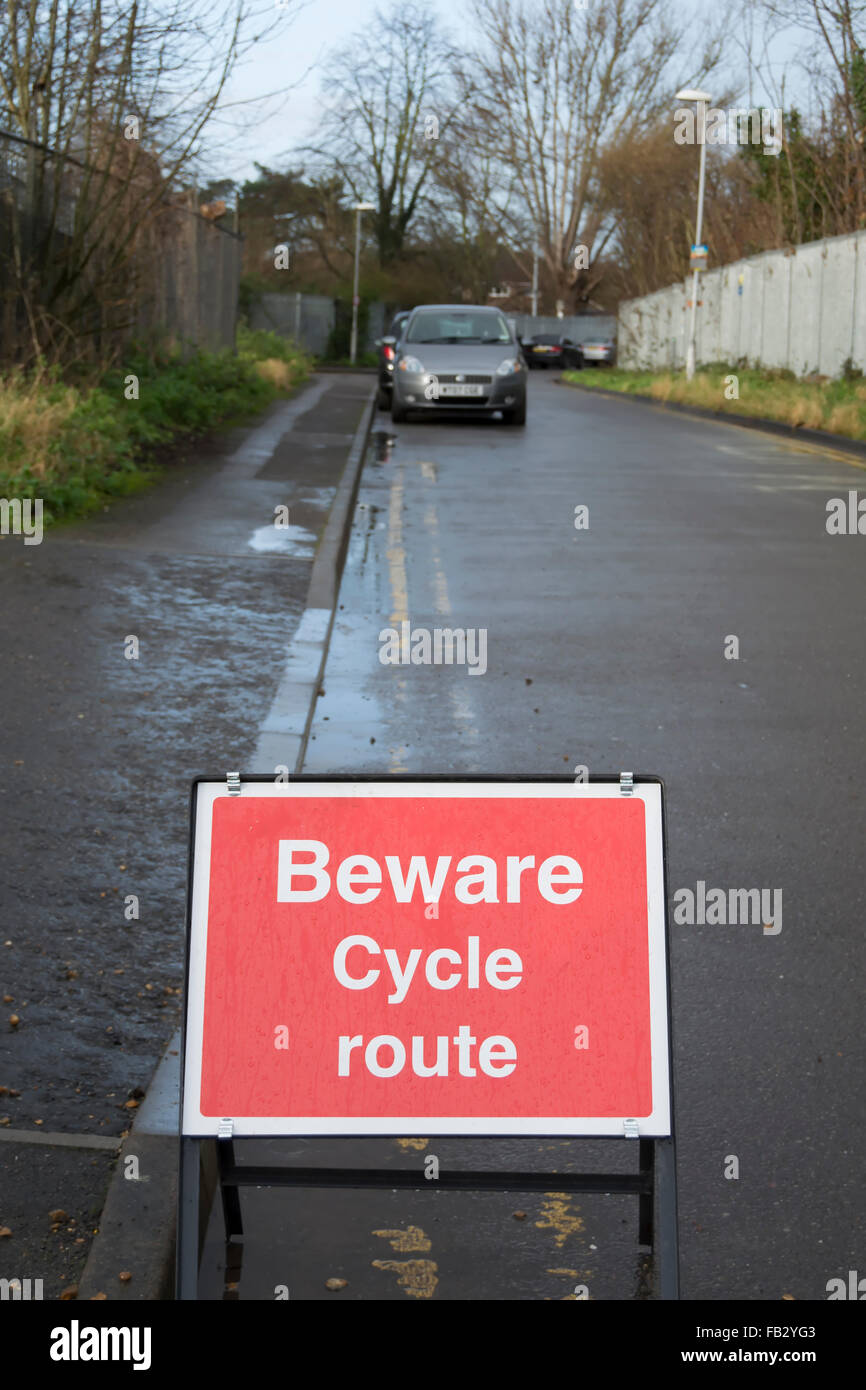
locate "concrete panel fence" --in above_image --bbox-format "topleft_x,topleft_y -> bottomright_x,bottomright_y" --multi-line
618,229 -> 866,379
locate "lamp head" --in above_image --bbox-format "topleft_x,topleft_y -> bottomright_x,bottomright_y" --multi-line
675,88 -> 713,103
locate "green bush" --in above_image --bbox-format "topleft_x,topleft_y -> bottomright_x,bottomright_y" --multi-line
0,334 -> 311,523
236,323 -> 312,367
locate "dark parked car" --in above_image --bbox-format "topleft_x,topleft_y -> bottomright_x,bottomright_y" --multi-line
523,333 -> 583,370
375,311 -> 411,409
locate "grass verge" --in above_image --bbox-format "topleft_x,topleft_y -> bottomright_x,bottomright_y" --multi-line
0,327 -> 312,524
561,366 -> 866,442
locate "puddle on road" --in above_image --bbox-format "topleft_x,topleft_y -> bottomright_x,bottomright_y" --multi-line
247,523 -> 316,555
368,429 -> 398,464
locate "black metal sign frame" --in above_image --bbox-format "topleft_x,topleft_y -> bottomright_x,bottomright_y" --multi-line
177,773 -> 679,1300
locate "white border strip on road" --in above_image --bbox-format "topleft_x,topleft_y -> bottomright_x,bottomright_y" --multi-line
252,389 -> 376,774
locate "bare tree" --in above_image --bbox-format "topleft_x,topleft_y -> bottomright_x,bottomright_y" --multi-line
424,115 -> 525,303
0,0 -> 301,363
598,121 -> 782,300
459,0 -> 723,310
737,0 -> 866,237
300,1 -> 461,268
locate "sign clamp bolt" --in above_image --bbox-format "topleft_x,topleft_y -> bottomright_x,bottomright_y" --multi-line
226,772 -> 242,796
217,1118 -> 234,1139
624,1119 -> 640,1139
619,772 -> 634,796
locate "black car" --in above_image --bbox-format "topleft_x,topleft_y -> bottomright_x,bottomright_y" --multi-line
522,333 -> 583,370
375,311 -> 411,408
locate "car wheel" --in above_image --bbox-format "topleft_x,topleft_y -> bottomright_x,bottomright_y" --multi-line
376,385 -> 391,410
391,398 -> 409,423
505,401 -> 526,425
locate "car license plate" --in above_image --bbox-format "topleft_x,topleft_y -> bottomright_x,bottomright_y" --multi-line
438,384 -> 484,397
536,346 -> 552,353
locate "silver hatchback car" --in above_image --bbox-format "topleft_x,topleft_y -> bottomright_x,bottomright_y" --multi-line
390,305 -> 527,426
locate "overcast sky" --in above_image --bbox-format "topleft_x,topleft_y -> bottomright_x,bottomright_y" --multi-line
205,0 -> 809,188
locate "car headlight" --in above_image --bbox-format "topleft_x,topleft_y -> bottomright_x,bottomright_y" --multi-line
398,355 -> 425,373
496,357 -> 523,375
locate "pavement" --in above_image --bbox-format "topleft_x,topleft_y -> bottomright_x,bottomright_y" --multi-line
0,371 -> 374,1300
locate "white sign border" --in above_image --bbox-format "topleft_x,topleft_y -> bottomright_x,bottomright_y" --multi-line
182,780 -> 671,1138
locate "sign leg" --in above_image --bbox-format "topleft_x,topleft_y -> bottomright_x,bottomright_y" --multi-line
656,1136 -> 680,1300
217,1138 -> 244,1239
638,1138 -> 654,1247
177,1137 -> 201,1300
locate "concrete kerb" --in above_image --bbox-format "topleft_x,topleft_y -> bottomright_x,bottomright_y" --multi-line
77,1029 -> 182,1301
254,386 -> 377,774
315,366 -> 377,375
558,377 -> 866,467
76,385 -> 377,1301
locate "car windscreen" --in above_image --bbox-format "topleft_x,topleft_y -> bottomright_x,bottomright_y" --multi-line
389,315 -> 408,337
406,310 -> 512,345
531,334 -> 561,344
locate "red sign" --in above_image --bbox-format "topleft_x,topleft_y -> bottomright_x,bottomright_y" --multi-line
182,782 -> 670,1136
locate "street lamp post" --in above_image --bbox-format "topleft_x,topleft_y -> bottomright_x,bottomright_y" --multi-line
350,202 -> 376,364
530,242 -> 539,317
676,88 -> 713,381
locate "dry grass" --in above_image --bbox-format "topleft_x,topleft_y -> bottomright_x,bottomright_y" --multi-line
253,358 -> 297,390
826,402 -> 864,438
0,375 -> 78,478
650,372 -> 731,410
649,375 -> 676,401
788,397 -> 824,430
565,365 -> 866,442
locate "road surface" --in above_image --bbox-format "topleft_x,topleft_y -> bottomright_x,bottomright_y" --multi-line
202,373 -> 866,1300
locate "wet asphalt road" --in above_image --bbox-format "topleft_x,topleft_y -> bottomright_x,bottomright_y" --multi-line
199,373 -> 866,1300
0,373 -> 370,1295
